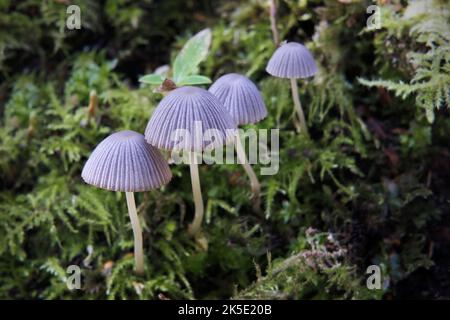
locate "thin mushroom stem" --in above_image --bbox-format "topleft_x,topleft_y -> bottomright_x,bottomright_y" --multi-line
291,110 -> 302,133
269,0 -> 279,46
188,152 -> 204,237
235,134 -> 261,213
290,77 -> 309,137
125,192 -> 144,275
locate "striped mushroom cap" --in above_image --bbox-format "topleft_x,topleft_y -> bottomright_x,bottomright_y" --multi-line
209,73 -> 267,125
81,130 -> 172,192
145,86 -> 237,152
266,42 -> 318,79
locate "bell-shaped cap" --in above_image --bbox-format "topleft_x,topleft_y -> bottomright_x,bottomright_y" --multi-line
209,73 -> 267,125
266,42 -> 318,79
81,130 -> 172,192
145,86 -> 237,152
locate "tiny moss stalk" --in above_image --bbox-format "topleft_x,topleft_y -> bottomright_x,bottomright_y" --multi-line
125,192 -> 144,275
188,152 -> 204,237
290,78 -> 309,137
235,135 -> 261,212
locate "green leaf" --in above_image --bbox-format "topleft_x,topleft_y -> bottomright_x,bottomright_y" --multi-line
173,28 -> 212,83
176,75 -> 212,86
139,74 -> 164,85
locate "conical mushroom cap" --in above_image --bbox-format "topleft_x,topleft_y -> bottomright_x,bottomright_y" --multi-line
266,42 -> 318,79
81,130 -> 172,192
145,86 -> 237,152
209,73 -> 267,125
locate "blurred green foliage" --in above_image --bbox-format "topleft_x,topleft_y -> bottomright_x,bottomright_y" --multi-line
0,0 -> 448,299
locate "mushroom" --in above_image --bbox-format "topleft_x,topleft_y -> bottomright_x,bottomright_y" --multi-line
208,73 -> 267,212
266,42 -> 318,136
81,130 -> 172,275
145,86 -> 236,236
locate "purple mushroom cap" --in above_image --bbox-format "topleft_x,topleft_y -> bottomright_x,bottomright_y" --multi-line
208,73 -> 267,125
266,42 -> 318,79
82,130 -> 172,192
145,86 -> 237,152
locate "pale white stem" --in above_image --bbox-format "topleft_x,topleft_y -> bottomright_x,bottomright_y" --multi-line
269,0 -> 279,45
235,135 -> 261,201
188,152 -> 204,237
290,77 -> 309,137
125,192 -> 144,275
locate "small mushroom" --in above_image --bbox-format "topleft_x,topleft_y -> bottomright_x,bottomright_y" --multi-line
81,130 -> 172,275
209,73 -> 267,212
145,86 -> 236,236
266,42 -> 318,136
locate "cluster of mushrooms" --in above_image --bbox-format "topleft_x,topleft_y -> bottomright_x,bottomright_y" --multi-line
81,41 -> 317,275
